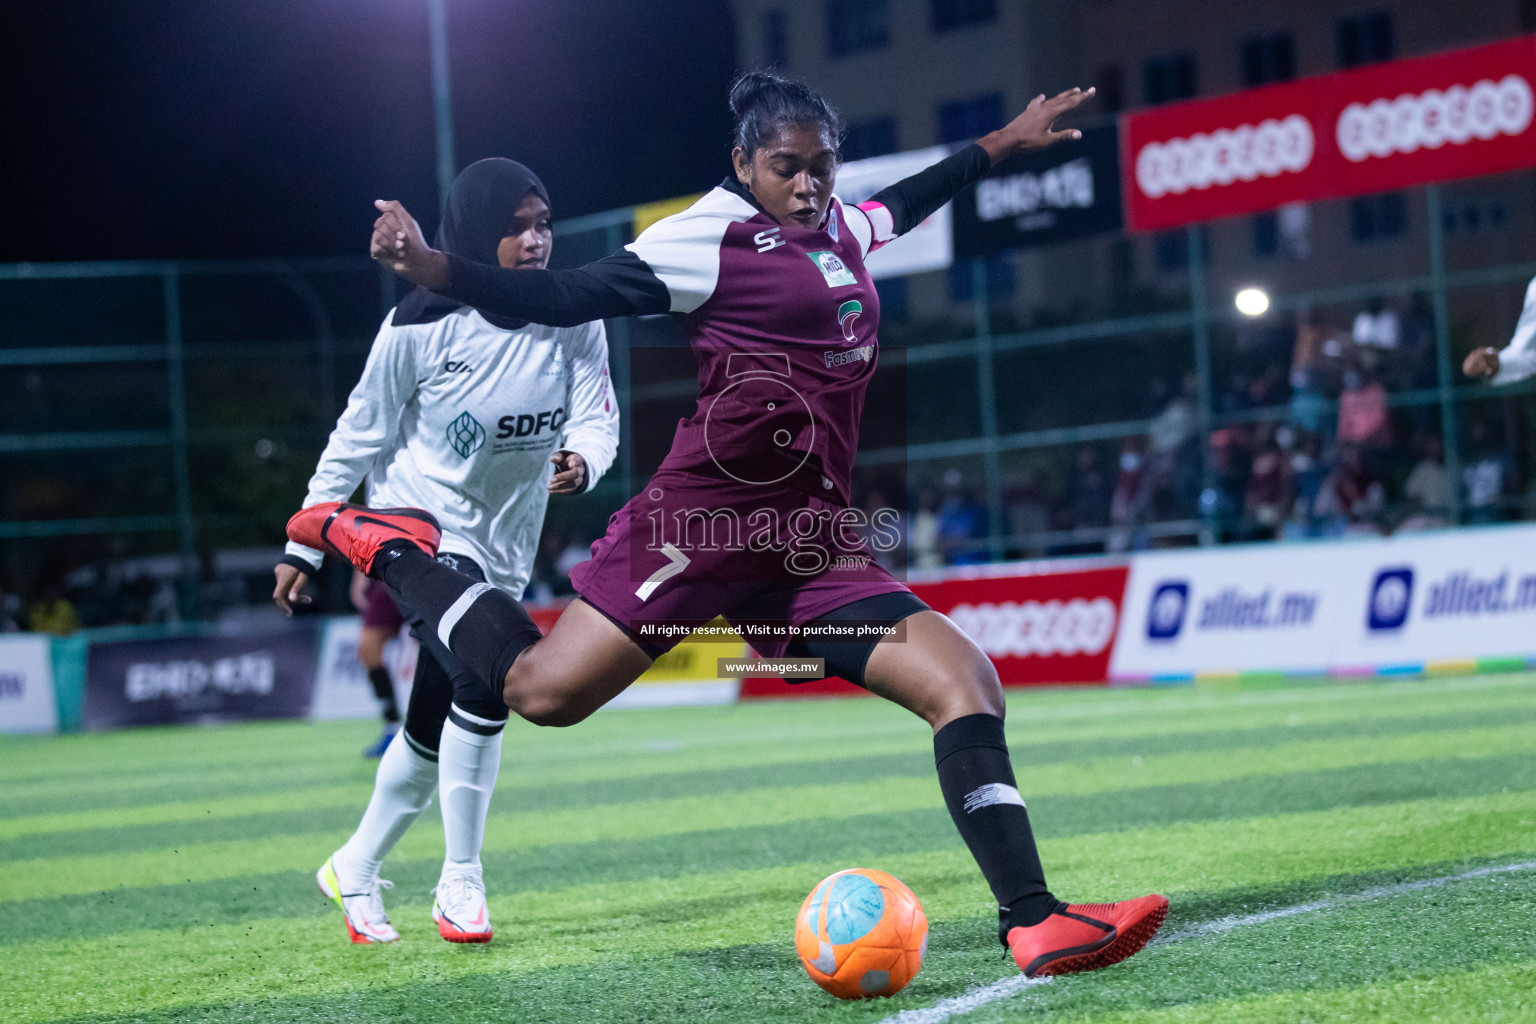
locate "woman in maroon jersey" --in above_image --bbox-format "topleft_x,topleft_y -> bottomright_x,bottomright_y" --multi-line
290,72 -> 1166,977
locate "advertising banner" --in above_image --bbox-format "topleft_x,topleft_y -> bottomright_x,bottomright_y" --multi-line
0,635 -> 58,734
1112,544 -> 1334,678
1333,524 -> 1536,671
611,615 -> 746,708
739,562 -> 1129,699
310,617 -> 418,721
914,565 -> 1128,685
85,627 -> 319,730
1112,524 -> 1536,679
953,123 -> 1123,255
1123,36 -> 1536,231
526,604 -> 744,708
834,145 -> 955,279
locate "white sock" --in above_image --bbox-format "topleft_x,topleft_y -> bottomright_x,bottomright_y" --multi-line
337,732 -> 436,888
438,710 -> 503,875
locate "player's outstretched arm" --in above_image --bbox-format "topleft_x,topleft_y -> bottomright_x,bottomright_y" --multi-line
977,86 -> 1096,164
371,200 -> 449,288
370,199 -> 670,328
856,87 -> 1095,246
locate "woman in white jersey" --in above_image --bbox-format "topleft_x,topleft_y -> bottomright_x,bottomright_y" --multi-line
272,158 -> 618,944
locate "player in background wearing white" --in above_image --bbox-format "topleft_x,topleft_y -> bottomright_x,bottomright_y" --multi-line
351,569 -> 407,758
272,158 -> 618,943
1463,274 -> 1536,384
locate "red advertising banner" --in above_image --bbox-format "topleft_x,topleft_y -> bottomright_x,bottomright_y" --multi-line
1123,36 -> 1536,231
738,563 -> 1130,699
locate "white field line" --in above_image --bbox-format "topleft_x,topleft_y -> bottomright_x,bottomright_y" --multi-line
877,860 -> 1536,1024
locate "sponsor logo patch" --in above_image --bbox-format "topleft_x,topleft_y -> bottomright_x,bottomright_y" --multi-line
824,345 -> 874,369
838,299 -> 863,342
807,249 -> 857,288
447,411 -> 487,458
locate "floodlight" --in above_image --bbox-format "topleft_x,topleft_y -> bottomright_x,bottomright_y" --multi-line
1235,287 -> 1270,317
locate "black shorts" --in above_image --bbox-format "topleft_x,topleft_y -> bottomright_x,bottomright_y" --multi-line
784,589 -> 929,687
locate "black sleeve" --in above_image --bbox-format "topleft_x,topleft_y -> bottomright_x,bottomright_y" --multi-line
439,249 -> 673,328
865,143 -> 992,235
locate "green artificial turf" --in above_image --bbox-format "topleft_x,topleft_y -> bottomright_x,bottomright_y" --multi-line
2,673 -> 1533,1023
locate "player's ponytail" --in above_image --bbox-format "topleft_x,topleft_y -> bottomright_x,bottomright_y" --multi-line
729,70 -> 842,159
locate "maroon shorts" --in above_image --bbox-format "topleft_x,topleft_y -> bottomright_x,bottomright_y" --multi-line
568,469 -> 909,658
361,579 -> 407,632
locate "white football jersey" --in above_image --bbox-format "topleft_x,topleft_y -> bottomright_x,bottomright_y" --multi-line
284,306 -> 618,595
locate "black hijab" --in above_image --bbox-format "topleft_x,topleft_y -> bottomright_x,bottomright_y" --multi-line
391,157 -> 550,331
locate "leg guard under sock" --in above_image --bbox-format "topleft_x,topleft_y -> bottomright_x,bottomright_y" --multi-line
382,549 -> 543,702
367,666 -> 400,723
933,713 -> 1060,930
338,733 -> 436,887
439,714 -> 504,872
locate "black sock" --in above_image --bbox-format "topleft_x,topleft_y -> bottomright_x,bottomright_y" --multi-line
381,548 -> 543,703
933,713 -> 1061,936
366,666 -> 400,723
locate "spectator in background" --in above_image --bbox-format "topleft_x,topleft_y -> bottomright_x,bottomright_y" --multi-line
1244,425 -> 1292,539
1351,299 -> 1402,393
1071,447 -> 1110,532
1400,294 -> 1438,390
1290,311 -> 1344,435
910,488 -> 942,570
1146,374 -> 1197,519
1282,428 -> 1328,540
1352,298 -> 1400,354
349,568 -> 405,758
0,584 -> 21,632
1107,438 -> 1148,551
554,533 -> 591,592
1317,443 -> 1384,534
1400,434 -> 1453,531
1002,471 -> 1048,558
936,468 -> 988,564
1206,427 -> 1251,531
1462,420 -> 1511,524
27,579 -> 79,635
1245,364 -> 1287,410
861,488 -> 906,571
1336,366 -> 1392,468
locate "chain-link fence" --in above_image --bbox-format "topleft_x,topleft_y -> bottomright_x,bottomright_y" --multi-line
5,175 -> 1536,626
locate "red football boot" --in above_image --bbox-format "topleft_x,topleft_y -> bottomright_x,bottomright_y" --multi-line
1007,895 -> 1168,977
287,501 -> 441,578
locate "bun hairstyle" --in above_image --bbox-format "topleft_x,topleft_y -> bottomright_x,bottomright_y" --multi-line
729,70 -> 843,160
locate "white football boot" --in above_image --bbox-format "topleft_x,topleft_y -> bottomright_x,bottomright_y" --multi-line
317,853 -> 400,944
432,869 -> 493,943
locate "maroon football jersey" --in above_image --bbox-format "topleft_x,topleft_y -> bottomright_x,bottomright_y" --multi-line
626,185 -> 894,507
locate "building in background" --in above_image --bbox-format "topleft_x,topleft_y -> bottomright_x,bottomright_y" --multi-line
730,0 -> 1536,322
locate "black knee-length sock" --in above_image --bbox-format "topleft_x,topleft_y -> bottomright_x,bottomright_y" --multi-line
380,548 -> 543,702
934,713 -> 1062,933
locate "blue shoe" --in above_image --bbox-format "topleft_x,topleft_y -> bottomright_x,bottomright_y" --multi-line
364,724 -> 400,759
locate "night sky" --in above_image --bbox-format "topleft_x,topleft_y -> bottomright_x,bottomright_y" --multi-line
2,1 -> 738,262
